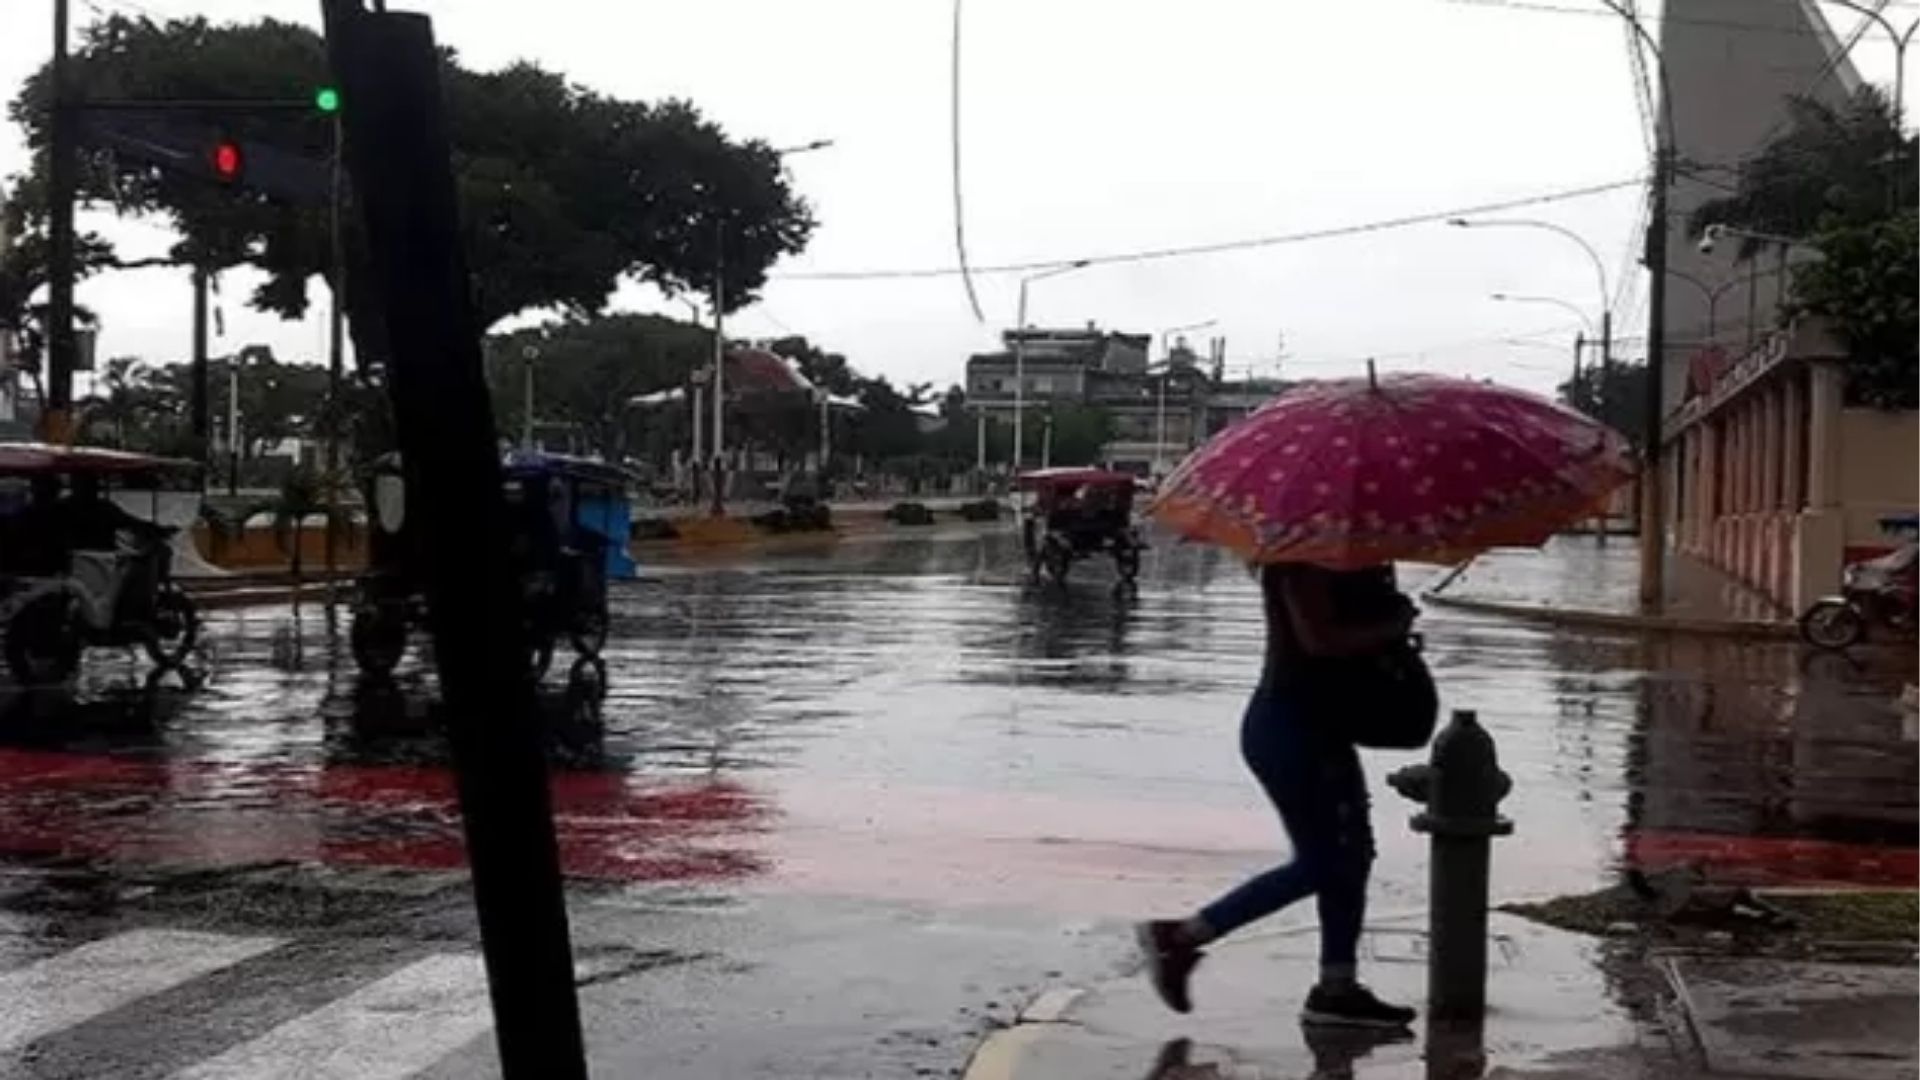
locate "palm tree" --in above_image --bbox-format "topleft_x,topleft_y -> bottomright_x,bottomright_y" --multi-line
253,463 -> 353,609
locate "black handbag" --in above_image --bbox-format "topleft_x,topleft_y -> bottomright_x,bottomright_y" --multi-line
1307,634 -> 1439,750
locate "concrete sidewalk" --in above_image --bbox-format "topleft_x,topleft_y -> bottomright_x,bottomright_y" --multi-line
1421,537 -> 1795,637
962,912 -> 1917,1080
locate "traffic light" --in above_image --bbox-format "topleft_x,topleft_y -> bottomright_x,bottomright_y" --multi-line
314,86 -> 341,114
211,138 -> 243,183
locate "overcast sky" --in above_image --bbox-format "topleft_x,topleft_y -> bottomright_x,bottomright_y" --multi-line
1,0 -> 1904,398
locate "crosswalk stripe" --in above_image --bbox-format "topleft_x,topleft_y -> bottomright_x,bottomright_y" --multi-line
169,953 -> 494,1080
0,929 -> 281,1053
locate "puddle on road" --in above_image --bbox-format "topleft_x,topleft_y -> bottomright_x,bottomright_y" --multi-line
0,533 -> 1910,905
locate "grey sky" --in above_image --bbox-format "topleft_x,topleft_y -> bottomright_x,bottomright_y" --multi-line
1,0 -> 1907,399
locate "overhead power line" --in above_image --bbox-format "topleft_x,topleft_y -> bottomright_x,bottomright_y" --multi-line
776,176 -> 1644,282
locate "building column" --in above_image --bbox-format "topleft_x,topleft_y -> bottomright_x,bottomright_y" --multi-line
1792,362 -> 1847,611
1782,371 -> 1805,511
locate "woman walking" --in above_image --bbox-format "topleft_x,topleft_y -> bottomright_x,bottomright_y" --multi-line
1137,563 -> 1417,1028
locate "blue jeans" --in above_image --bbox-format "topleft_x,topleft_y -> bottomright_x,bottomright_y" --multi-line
1199,690 -> 1374,968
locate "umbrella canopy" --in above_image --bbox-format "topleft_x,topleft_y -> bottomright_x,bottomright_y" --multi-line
1149,372 -> 1633,568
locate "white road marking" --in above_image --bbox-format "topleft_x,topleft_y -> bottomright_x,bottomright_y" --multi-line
170,953 -> 494,1080
0,929 -> 281,1052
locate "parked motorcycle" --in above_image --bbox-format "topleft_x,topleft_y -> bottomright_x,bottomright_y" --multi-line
3,533 -> 200,683
1799,539 -> 1918,650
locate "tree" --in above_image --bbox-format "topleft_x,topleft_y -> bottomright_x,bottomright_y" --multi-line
253,462 -> 351,607
1044,405 -> 1114,467
1689,89 -> 1914,246
1557,359 -> 1648,449
1690,87 -> 1917,409
8,15 -> 815,366
486,314 -> 711,464
1786,213 -> 1918,408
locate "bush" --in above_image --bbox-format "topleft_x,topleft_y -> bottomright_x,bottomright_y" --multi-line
751,502 -> 833,534
884,501 -> 935,526
956,499 -> 1003,522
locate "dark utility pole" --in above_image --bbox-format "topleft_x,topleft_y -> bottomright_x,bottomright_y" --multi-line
43,0 -> 77,442
319,3 -> 587,1075
1638,148 -> 1671,610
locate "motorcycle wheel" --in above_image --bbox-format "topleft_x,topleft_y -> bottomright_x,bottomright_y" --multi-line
1799,600 -> 1866,651
6,594 -> 81,685
350,607 -> 408,677
143,586 -> 200,668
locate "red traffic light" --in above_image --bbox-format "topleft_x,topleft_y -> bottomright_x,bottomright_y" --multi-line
211,140 -> 243,182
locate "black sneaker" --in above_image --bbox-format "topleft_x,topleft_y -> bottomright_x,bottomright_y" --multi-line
1300,983 -> 1416,1029
1135,921 -> 1204,1014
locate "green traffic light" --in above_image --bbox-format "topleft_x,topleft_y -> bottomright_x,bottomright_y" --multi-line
314,86 -> 340,113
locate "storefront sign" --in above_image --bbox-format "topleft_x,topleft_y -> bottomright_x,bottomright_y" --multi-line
1664,328 -> 1795,441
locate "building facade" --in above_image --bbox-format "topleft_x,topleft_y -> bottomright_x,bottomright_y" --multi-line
966,327 -> 1285,475
1652,0 -> 1914,610
1666,321 -> 1917,612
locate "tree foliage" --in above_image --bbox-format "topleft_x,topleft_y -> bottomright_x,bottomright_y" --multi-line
1556,358 -> 1648,449
1043,405 -> 1114,467
1690,87 -> 1917,409
1788,213 -> 1918,408
1689,89 -> 1914,246
8,15 -> 815,361
487,314 -> 712,465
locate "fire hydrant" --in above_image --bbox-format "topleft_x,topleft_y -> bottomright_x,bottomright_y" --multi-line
1386,709 -> 1513,1020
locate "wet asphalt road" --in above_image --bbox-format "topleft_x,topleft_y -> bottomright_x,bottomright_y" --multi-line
0,529 -> 1912,1077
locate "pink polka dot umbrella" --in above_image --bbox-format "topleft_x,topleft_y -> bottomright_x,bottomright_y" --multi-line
1148,369 -> 1635,569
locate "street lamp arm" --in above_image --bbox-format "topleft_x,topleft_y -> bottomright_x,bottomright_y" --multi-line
1452,218 -> 1610,316
1665,269 -> 1713,303
1821,0 -> 1897,43
1490,293 -> 1595,337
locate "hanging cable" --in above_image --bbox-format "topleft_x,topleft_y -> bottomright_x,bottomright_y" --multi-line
777,176 -> 1643,281
949,0 -> 986,322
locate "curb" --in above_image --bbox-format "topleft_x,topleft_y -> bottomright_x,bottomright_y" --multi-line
1422,591 -> 1796,640
959,986 -> 1089,1080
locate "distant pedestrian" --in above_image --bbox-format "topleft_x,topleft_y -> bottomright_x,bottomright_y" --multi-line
1137,562 -> 1417,1029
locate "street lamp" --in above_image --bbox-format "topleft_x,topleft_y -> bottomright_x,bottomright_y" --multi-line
1699,223 -> 1822,347
1821,0 -> 1919,129
1012,260 -> 1091,479
1451,218 -> 1613,384
1667,267 -> 1781,342
1158,318 -> 1218,362
1150,319 -> 1217,477
1488,293 -> 1595,338
709,137 -> 835,515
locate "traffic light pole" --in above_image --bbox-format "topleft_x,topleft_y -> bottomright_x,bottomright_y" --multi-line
43,0 -> 77,443
191,264 -> 209,457
325,113 -> 345,598
319,3 -> 587,1075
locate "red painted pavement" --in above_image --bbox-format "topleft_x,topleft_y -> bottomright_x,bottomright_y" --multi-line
1625,828 -> 1919,889
0,748 -> 770,882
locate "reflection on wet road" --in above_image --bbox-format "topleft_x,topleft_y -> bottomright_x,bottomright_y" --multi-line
0,531 -> 1913,911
